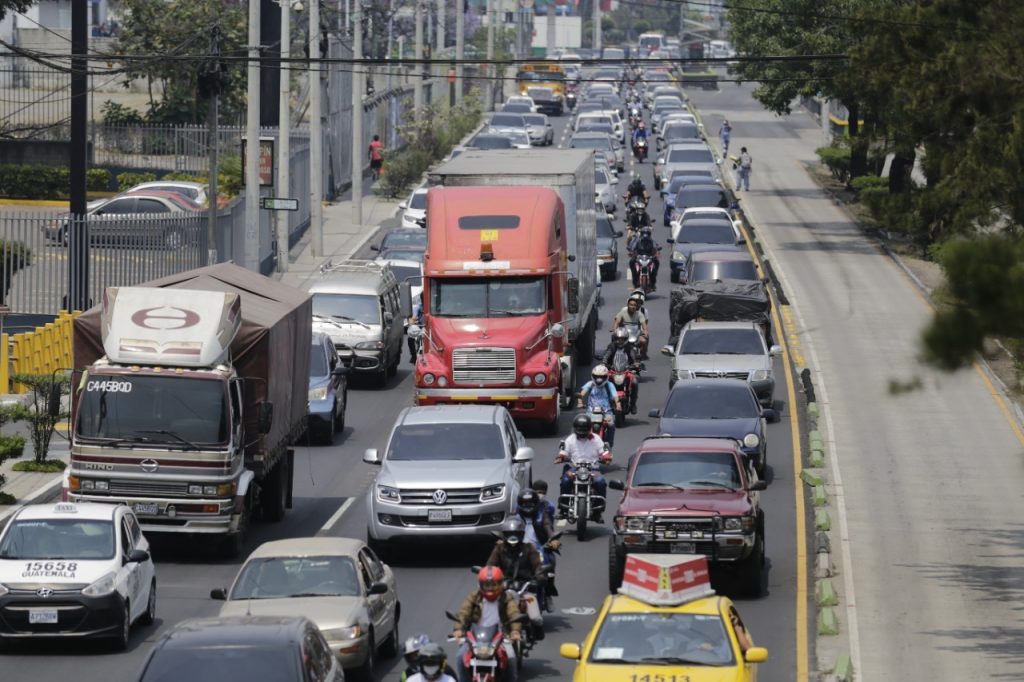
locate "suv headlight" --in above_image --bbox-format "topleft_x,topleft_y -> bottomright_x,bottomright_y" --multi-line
82,571 -> 118,597
724,517 -> 743,531
0,583 -> 8,597
751,369 -> 772,381
480,484 -> 505,502
743,433 -> 761,448
675,369 -> 693,380
309,385 -> 328,401
355,341 -> 384,350
377,485 -> 401,503
322,624 -> 362,641
625,517 -> 647,532
671,250 -> 685,262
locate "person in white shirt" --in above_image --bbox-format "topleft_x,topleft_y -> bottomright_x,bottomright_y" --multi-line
556,413 -> 612,519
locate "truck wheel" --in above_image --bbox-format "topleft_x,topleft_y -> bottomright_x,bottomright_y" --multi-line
608,539 -> 625,593
737,531 -> 765,597
262,456 -> 289,523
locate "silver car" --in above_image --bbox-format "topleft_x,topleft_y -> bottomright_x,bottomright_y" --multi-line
571,131 -> 624,172
594,165 -> 617,213
523,113 -> 554,146
655,142 -> 720,189
671,321 -> 781,405
364,405 -> 534,552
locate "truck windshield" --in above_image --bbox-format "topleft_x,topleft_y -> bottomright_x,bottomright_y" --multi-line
76,375 -> 229,446
431,277 -> 546,317
632,451 -> 741,490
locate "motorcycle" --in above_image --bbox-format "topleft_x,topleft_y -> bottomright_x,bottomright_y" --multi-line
565,91 -> 577,111
556,445 -> 612,541
633,137 -> 648,163
629,107 -> 642,128
446,610 -> 524,682
609,349 -> 639,426
634,252 -> 655,295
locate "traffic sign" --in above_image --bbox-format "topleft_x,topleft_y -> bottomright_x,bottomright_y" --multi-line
261,197 -> 299,211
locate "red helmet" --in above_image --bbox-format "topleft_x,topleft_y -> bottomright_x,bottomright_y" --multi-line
478,565 -> 505,602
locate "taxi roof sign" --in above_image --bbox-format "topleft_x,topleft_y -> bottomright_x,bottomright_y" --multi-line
618,554 -> 714,606
53,502 -> 78,514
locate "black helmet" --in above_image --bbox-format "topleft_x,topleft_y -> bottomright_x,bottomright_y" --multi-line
573,412 -> 593,437
517,488 -> 539,517
418,642 -> 448,681
501,516 -> 526,546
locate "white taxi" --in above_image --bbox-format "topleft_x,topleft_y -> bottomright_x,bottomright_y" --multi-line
0,501 -> 156,650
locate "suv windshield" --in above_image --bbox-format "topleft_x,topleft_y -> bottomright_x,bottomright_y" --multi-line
229,556 -> 361,599
632,450 -> 741,490
0,518 -> 115,560
665,384 -> 758,419
312,293 -> 381,325
76,375 -> 228,445
590,612 -> 734,666
431,277 -> 546,317
689,259 -> 758,282
388,423 -> 504,460
668,148 -> 714,163
139,646 -> 298,682
681,328 -> 764,355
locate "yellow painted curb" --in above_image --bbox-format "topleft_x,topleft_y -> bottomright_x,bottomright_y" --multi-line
0,199 -> 69,207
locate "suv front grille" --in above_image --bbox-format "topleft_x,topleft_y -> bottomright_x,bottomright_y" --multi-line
452,347 -> 516,384
397,488 -> 484,506
693,371 -> 750,380
653,517 -> 717,540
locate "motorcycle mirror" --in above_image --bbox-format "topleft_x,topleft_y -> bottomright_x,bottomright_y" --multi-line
470,565 -> 483,574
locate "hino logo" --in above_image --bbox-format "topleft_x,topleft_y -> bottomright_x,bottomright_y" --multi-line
140,459 -> 159,473
36,588 -> 53,598
83,462 -> 114,471
432,489 -> 447,505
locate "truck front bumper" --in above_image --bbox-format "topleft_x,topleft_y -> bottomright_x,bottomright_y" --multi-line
415,387 -> 558,420
67,491 -> 238,534
614,531 -> 755,563
337,348 -> 383,372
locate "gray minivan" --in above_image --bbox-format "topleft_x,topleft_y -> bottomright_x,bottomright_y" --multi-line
310,260 -> 405,387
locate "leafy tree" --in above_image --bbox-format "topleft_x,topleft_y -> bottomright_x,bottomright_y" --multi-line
0,1 -> 31,21
12,373 -> 69,465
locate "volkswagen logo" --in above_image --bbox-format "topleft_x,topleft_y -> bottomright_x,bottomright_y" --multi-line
432,489 -> 448,505
140,459 -> 159,473
36,588 -> 53,598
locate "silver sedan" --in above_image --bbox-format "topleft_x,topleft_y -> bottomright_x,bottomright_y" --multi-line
523,113 -> 555,146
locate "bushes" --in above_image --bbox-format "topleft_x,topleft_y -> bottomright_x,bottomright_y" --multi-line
87,168 -> 112,192
0,165 -> 110,198
116,171 -> 158,190
100,100 -> 144,126
816,143 -> 851,184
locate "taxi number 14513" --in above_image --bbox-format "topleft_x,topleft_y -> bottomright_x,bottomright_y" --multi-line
630,676 -> 691,682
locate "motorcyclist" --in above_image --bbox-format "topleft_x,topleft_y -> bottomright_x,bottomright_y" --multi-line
452,566 -> 523,682
407,642 -> 458,682
625,199 -> 652,243
556,413 -> 612,522
631,121 -> 649,161
577,364 -> 620,447
623,172 -> 650,204
486,517 -> 546,638
628,225 -> 662,291
600,327 -> 641,415
514,488 -> 560,609
613,295 -> 650,359
403,635 -> 458,682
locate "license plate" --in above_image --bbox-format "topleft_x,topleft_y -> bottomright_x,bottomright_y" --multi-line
427,509 -> 452,523
133,502 -> 159,516
671,542 -> 696,554
29,609 -> 58,624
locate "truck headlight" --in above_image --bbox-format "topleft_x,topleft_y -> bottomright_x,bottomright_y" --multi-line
94,480 -> 109,491
751,369 -> 771,381
308,385 -> 328,401
377,485 -> 401,503
82,571 -> 118,597
521,375 -> 532,386
743,433 -> 760,448
355,341 -> 384,350
188,484 -> 203,495
422,373 -> 436,385
533,372 -> 547,385
322,624 -> 362,641
625,517 -> 647,532
437,376 -> 448,387
724,517 -> 743,531
480,484 -> 505,502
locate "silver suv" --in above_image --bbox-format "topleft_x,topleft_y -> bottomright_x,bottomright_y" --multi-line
671,321 -> 781,405
364,405 -> 534,555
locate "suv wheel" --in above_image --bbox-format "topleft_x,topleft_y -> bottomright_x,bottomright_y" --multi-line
737,530 -> 765,597
607,539 -> 625,593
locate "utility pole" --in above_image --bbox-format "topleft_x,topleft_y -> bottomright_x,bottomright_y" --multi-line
276,3 -> 291,272
245,0 -> 262,271
310,0 -> 324,258
485,0 -> 494,109
546,5 -> 555,58
207,27 -> 223,266
593,0 -> 602,54
414,0 -> 424,119
69,0 -> 87,310
436,0 -> 445,52
455,0 -> 464,103
352,0 -> 363,225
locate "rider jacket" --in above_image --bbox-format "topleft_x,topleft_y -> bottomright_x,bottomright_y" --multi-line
632,127 -> 648,144
601,342 -> 640,368
487,541 -> 547,583
454,589 -> 523,634
630,233 -> 660,258
626,180 -> 647,201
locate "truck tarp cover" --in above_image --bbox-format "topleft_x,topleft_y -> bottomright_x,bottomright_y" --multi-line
73,263 -> 312,466
669,280 -> 770,344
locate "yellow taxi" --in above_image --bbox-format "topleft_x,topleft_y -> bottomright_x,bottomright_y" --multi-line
559,554 -> 768,682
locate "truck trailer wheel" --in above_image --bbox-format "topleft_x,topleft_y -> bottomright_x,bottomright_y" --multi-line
261,456 -> 290,523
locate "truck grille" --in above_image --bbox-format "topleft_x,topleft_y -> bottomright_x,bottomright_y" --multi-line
452,347 -> 516,384
107,480 -> 190,497
398,488 -> 483,506
653,517 -> 717,539
693,371 -> 750,380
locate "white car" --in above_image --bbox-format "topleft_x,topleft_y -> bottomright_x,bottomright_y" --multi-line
671,207 -> 744,242
400,188 -> 428,228
128,180 -> 208,207
502,129 -> 533,150
505,95 -> 538,113
0,502 -> 156,650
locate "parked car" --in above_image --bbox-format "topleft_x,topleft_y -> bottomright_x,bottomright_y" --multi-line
671,321 -> 781,405
364,405 -> 534,556
135,616 -> 344,682
596,213 -> 623,281
307,332 -> 349,444
399,187 -> 428,228
44,191 -> 201,249
212,537 -> 399,680
649,379 -> 776,474
523,113 -> 555,146
128,180 -> 209,207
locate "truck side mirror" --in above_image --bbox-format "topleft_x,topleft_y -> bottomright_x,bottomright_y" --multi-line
567,276 -> 580,314
47,382 -> 62,418
257,401 -> 274,435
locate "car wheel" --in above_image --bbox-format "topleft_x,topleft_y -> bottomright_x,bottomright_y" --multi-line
608,539 -> 625,593
368,533 -> 393,564
737,531 -> 765,597
335,389 -> 347,433
112,600 -> 131,651
380,608 -> 401,658
352,633 -> 376,682
319,413 -> 335,445
139,579 -> 156,626
670,271 -> 679,284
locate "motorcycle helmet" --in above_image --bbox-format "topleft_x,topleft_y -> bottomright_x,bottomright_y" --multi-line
517,488 -> 540,518
573,412 -> 594,438
501,516 -> 526,546
613,327 -> 629,347
478,565 -> 505,601
417,642 -> 448,681
591,364 -> 609,385
403,633 -> 431,665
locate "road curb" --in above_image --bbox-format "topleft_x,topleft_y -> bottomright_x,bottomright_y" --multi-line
816,579 -> 839,606
831,653 -> 854,682
0,475 -> 63,524
818,606 -> 839,635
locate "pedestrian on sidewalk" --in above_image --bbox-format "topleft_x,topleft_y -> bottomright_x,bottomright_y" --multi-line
718,119 -> 732,155
736,146 -> 752,191
369,134 -> 385,181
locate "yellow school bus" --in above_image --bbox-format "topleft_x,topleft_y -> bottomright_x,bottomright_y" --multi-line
516,63 -> 566,115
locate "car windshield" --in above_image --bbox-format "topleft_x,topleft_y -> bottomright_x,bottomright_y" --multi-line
632,450 -> 742,489
388,423 -> 505,460
678,188 -> 728,210
471,136 -> 512,149
409,192 -> 427,209
681,328 -> 764,355
595,169 -> 609,185
312,293 -> 381,325
580,123 -> 614,135
671,170 -> 715,184
76,375 -> 228,445
597,217 -> 615,238
676,222 -> 735,244
382,230 -> 427,250
524,114 -> 546,125
139,646 -> 298,682
690,260 -> 758,282
309,343 -> 329,378
380,249 -> 425,263
664,384 -> 758,419
668,148 -> 714,163
589,612 -> 734,666
573,137 -> 612,150
0,518 -> 115,560
490,113 -> 524,127
431,277 -> 546,317
229,555 -> 361,599
664,125 -> 698,139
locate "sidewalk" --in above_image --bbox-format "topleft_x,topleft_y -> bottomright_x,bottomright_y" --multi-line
0,397 -> 70,522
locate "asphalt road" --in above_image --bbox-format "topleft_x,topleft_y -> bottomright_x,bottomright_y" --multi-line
1,96 -> 803,680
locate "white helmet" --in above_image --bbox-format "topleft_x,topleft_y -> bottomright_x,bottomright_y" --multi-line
592,364 -> 609,384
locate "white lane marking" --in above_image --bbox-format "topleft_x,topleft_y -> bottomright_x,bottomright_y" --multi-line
321,497 -> 356,532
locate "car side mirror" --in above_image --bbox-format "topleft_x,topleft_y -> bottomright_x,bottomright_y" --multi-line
761,408 -> 778,422
745,647 -> 769,663
398,202 -> 407,210
210,587 -> 227,600
47,383 -> 62,418
368,581 -> 389,595
257,401 -> 274,435
648,408 -> 661,418
513,446 -> 535,463
370,244 -> 380,251
559,643 -> 582,660
127,548 -> 150,564
748,480 -> 768,492
660,345 -> 674,357
608,479 -> 625,491
769,345 -> 782,356
363,447 -> 382,464
613,231 -> 623,238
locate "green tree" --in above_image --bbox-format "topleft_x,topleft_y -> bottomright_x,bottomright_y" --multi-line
0,1 -> 31,20
12,373 -> 70,466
